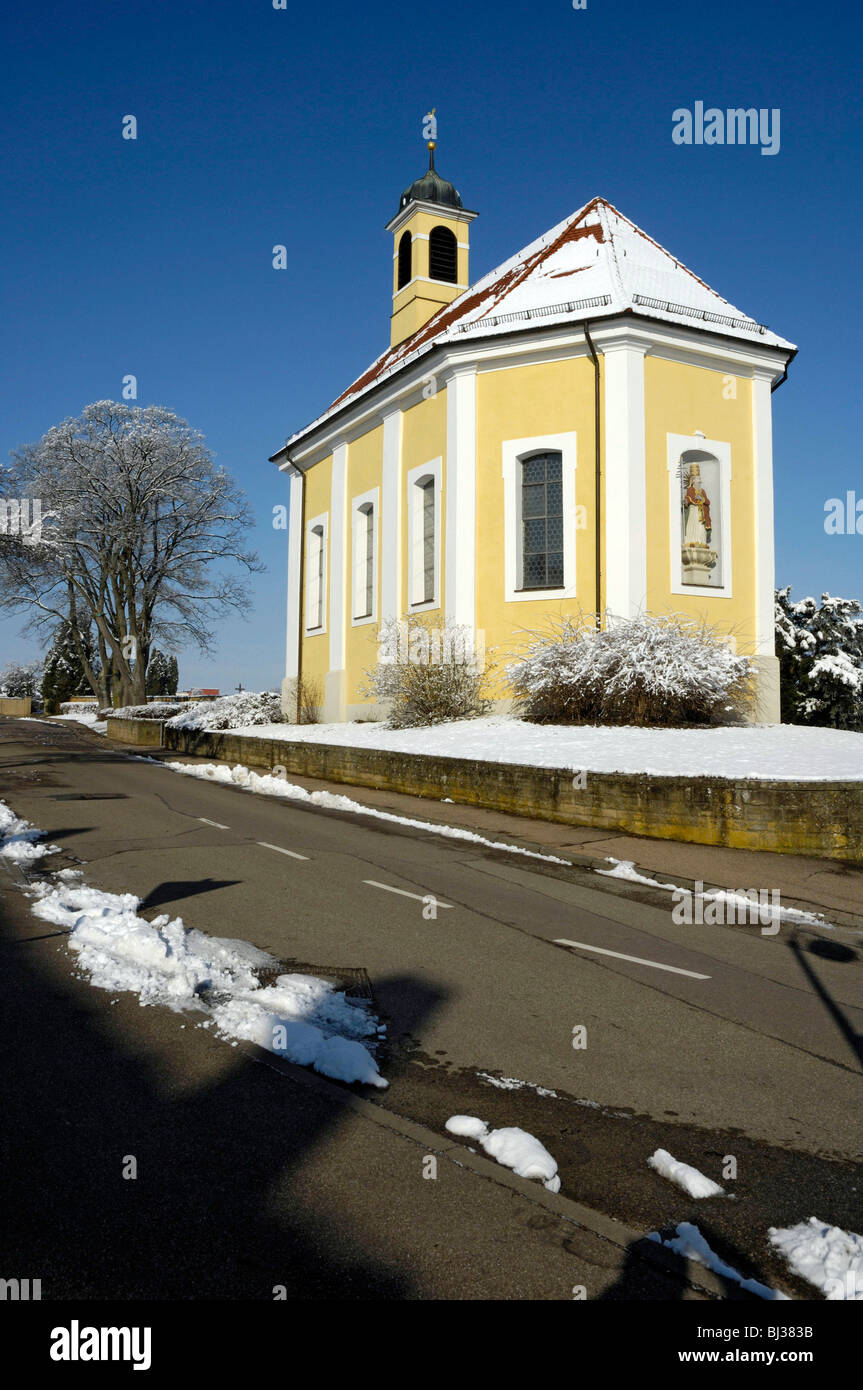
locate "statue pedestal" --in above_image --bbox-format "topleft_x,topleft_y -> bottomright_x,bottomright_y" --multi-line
681,543 -> 718,586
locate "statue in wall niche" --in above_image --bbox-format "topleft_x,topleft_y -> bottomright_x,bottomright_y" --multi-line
681,462 -> 720,585
683,464 -> 712,546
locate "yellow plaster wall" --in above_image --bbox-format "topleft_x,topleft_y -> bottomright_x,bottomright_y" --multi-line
391,208 -> 470,345
643,356 -> 758,652
299,454 -> 332,689
299,350 -> 761,715
475,355 -> 599,689
344,425 -> 385,704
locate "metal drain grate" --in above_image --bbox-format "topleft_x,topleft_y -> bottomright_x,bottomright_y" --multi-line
196,963 -> 375,1009
259,960 -> 375,1002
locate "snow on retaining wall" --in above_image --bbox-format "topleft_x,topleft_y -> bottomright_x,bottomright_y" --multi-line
158,725 -> 863,863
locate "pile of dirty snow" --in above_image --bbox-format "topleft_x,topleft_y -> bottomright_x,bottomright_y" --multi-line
0,801 -> 58,866
769,1218 -> 863,1299
446,1114 -> 560,1192
29,872 -> 387,1088
647,1148 -> 724,1199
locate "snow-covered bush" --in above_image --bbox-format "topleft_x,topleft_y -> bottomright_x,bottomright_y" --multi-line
110,702 -> 188,720
59,701 -> 100,716
776,588 -> 863,730
0,659 -> 43,700
364,616 -> 493,728
507,613 -> 753,726
166,690 -> 282,731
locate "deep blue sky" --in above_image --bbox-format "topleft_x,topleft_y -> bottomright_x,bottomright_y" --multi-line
1,0 -> 860,691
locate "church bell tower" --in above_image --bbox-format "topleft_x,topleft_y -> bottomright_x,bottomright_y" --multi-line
386,132 -> 477,348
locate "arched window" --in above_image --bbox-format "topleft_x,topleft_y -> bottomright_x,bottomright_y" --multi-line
521,453 -> 563,589
397,231 -> 412,290
410,474 -> 437,605
420,477 -> 435,603
429,225 -> 457,284
306,523 -> 325,630
353,502 -> 375,619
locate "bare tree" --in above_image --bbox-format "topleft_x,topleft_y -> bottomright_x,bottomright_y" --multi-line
0,402 -> 261,706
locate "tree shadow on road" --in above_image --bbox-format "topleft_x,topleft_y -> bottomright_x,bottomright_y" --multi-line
139,879 -> 243,913
0,893 -> 447,1300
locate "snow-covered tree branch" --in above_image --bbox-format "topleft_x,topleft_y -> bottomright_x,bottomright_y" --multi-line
775,588 -> 863,730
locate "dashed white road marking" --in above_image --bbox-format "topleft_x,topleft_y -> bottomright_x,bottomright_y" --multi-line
553,938 -> 711,980
363,879 -> 454,908
257,841 -> 310,861
198,817 -> 230,830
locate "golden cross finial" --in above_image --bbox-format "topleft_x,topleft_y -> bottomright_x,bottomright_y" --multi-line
424,108 -> 437,166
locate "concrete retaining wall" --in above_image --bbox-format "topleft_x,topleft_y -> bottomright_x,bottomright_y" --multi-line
106,716 -> 166,746
0,697 -> 32,716
160,725 -> 863,864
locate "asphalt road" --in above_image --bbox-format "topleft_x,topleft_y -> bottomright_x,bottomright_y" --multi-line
1,717 -> 861,1300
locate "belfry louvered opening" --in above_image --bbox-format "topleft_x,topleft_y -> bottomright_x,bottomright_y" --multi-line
429,225 -> 457,283
397,231 -> 412,290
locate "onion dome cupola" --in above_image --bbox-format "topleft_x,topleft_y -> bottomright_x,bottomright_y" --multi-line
397,143 -> 465,214
385,130 -> 478,348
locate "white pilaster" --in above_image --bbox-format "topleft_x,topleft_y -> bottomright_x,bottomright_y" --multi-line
284,466 -> 303,680
381,409 -> 403,622
444,365 -> 477,628
600,336 -> 647,619
751,369 -> 781,723
325,440 -> 348,721
751,371 -> 777,656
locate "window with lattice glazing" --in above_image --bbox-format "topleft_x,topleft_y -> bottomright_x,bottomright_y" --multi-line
521,452 -> 564,589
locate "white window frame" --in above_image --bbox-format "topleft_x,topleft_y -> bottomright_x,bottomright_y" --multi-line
502,432 -> 578,602
304,512 -> 328,635
666,432 -> 733,598
406,457 -> 442,611
351,486 -> 379,626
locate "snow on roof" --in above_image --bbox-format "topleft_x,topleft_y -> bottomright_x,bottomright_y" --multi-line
275,196 -> 795,459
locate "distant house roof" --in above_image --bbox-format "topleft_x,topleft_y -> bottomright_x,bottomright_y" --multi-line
271,196 -> 795,462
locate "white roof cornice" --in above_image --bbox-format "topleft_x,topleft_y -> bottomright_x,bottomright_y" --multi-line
276,313 -> 791,469
385,199 -> 479,235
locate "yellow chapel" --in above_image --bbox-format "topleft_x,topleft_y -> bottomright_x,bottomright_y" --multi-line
271,141 -> 796,724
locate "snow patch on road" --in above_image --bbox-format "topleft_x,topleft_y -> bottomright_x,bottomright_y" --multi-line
49,712 -> 108,734
31,879 -> 269,1009
445,1115 -> 490,1141
647,1148 -> 724,1199
768,1218 -> 863,1299
647,1223 -> 787,1300
599,859 -> 834,930
19,850 -> 387,1088
0,800 -> 58,865
477,1072 -> 558,1098
163,760 -> 571,866
446,1114 -> 561,1192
